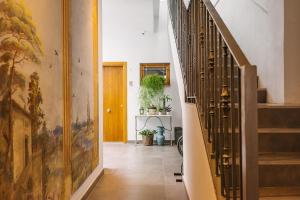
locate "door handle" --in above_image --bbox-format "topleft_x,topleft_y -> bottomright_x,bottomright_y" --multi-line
107,108 -> 111,113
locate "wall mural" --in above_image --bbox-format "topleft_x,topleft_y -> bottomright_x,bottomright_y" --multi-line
0,0 -> 99,199
0,0 -> 64,199
70,0 -> 99,193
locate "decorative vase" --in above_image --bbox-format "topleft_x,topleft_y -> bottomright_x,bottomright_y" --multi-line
156,126 -> 165,146
142,135 -> 154,146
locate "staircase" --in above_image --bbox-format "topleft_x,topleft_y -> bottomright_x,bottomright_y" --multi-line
168,0 -> 300,199
254,88 -> 300,198
258,101 -> 300,198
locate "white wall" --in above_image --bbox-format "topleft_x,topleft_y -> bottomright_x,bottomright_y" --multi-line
184,0 -> 190,8
102,0 -> 182,140
209,0 -> 285,103
168,19 -> 217,200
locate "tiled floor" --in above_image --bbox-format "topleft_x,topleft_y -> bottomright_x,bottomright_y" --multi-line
87,143 -> 189,200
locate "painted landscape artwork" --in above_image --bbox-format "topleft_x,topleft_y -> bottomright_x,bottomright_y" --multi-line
0,0 -> 64,199
70,0 -> 98,192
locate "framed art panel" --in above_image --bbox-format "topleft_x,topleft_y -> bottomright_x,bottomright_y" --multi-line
0,0 -> 65,199
69,0 -> 99,193
140,63 -> 170,85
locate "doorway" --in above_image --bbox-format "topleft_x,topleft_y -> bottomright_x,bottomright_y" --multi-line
103,62 -> 127,142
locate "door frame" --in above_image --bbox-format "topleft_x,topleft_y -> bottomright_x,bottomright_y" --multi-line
103,62 -> 127,142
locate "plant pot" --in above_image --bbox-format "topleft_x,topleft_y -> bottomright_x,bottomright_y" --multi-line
142,135 -> 154,146
156,126 -> 165,146
159,110 -> 166,115
166,111 -> 171,115
148,108 -> 157,115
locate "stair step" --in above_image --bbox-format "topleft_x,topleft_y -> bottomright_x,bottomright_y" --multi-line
259,128 -> 300,152
258,88 -> 267,103
260,196 -> 300,200
260,186 -> 300,198
259,153 -> 300,187
258,104 -> 300,128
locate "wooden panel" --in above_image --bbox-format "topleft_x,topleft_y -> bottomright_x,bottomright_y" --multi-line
140,63 -> 171,85
69,0 -> 100,194
103,66 -> 124,142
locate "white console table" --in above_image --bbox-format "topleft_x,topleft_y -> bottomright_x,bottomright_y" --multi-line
135,114 -> 173,146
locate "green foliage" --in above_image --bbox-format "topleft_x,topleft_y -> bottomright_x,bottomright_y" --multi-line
160,94 -> 172,109
141,74 -> 165,91
139,129 -> 157,136
139,74 -> 165,109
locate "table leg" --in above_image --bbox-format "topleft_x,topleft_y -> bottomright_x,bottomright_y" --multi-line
135,117 -> 137,145
170,117 -> 173,146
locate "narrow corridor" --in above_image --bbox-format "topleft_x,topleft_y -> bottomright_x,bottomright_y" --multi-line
87,143 -> 189,200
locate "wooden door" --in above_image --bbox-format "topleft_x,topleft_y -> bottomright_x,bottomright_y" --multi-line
103,65 -> 124,141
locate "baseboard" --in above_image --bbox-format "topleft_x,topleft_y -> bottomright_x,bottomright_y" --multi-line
183,176 -> 191,200
71,165 -> 104,200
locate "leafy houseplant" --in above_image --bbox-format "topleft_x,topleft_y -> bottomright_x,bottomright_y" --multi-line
158,108 -> 164,115
160,94 -> 172,115
148,104 -> 157,115
139,74 -> 165,114
139,129 -> 157,146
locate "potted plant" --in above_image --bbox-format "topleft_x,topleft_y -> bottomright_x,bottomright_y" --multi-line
148,104 -> 157,115
159,94 -> 172,115
139,74 -> 165,114
161,94 -> 172,109
158,108 -> 164,115
165,105 -> 172,115
139,129 -> 157,146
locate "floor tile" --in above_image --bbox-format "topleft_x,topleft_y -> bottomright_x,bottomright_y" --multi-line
87,143 -> 188,200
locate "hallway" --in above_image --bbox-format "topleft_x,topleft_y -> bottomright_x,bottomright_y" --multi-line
87,143 -> 189,200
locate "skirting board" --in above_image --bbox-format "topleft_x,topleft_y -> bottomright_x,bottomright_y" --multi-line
71,165 -> 104,200
183,176 -> 191,200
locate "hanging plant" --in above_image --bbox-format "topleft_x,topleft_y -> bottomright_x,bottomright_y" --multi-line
141,74 -> 165,91
139,74 -> 165,109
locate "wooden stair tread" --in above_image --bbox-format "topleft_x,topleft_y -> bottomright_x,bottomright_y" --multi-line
260,197 -> 300,200
258,128 -> 300,134
258,103 -> 300,109
259,152 -> 300,165
260,186 -> 300,198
